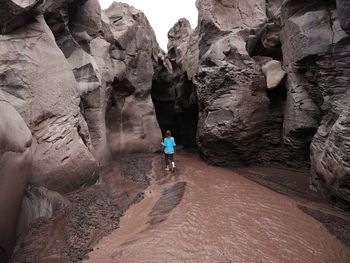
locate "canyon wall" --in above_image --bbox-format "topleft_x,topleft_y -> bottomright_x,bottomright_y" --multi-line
1,0 -> 350,257
187,0 -> 349,208
152,18 -> 199,148
194,0 -> 293,166
0,0 -> 162,258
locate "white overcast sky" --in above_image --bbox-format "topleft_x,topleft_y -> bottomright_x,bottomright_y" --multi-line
99,0 -> 198,50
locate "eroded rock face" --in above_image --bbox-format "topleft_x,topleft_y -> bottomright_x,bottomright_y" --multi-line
152,18 -> 199,147
0,0 -> 73,34
337,0 -> 350,34
0,0 -> 164,195
194,0 -> 293,165
18,186 -> 70,237
1,1 -> 168,258
0,97 -> 32,259
0,15 -> 97,193
104,2 -> 161,154
44,0 -> 108,163
280,0 -> 350,206
311,92 -> 350,209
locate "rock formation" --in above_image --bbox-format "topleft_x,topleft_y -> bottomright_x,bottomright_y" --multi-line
152,18 -> 199,148
194,0 -> 291,166
0,0 -> 162,191
0,96 -> 32,260
104,2 -> 161,154
0,15 -> 97,193
191,0 -> 350,207
0,0 -> 163,257
1,1 -> 350,257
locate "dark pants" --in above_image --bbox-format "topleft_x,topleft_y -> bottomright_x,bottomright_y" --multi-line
164,153 -> 174,165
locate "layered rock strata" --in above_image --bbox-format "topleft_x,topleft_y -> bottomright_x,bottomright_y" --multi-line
194,0 -> 292,166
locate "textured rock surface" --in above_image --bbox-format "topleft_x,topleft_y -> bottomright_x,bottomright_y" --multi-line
280,0 -> 350,206
0,98 -> 32,259
0,0 -> 71,34
17,186 -> 70,237
0,15 -> 97,192
152,18 -> 199,147
104,2 -> 161,154
311,92 -> 350,209
337,0 -> 350,34
0,1 -> 167,259
44,0 -> 108,163
194,0 -> 294,165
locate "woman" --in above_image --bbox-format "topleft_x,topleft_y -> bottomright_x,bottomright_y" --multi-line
161,130 -> 176,171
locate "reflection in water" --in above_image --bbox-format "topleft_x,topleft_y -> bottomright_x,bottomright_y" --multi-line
87,154 -> 350,263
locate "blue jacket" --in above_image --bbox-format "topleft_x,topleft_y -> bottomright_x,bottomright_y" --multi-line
161,137 -> 176,154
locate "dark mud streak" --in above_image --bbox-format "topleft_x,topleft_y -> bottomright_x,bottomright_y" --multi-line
298,205 -> 350,248
234,166 -> 325,203
11,154 -> 155,263
148,182 -> 186,225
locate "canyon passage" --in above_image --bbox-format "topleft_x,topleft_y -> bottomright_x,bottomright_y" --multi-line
1,0 -> 350,262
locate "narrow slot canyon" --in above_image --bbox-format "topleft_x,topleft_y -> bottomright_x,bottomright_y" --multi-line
1,0 -> 350,262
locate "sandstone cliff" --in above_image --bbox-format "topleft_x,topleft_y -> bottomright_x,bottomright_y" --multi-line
184,0 -> 350,208
0,0 -> 162,257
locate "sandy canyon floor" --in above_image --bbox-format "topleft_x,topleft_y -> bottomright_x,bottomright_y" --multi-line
12,153 -> 350,262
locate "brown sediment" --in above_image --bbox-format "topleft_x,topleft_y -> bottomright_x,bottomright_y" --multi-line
233,165 -> 350,246
86,153 -> 350,263
11,154 -> 154,263
148,181 -> 186,225
298,205 -> 350,248
10,153 -> 350,262
232,166 -> 323,202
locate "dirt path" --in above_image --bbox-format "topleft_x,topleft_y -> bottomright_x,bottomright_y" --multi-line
86,153 -> 350,263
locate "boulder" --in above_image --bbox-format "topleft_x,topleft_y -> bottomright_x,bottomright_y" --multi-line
0,16 -> 97,193
262,60 -> 286,89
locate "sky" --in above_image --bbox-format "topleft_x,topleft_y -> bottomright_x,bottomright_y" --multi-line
99,0 -> 198,50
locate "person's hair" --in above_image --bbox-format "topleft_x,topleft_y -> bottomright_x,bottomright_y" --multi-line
165,130 -> 171,137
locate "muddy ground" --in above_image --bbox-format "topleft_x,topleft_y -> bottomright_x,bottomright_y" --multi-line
11,154 -> 154,263
11,153 -> 350,262
234,165 -> 350,248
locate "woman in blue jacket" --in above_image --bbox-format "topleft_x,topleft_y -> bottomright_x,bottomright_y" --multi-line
161,130 -> 176,171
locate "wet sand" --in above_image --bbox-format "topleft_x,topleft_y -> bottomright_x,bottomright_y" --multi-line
86,153 -> 350,263
11,154 -> 153,263
11,153 -> 350,262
